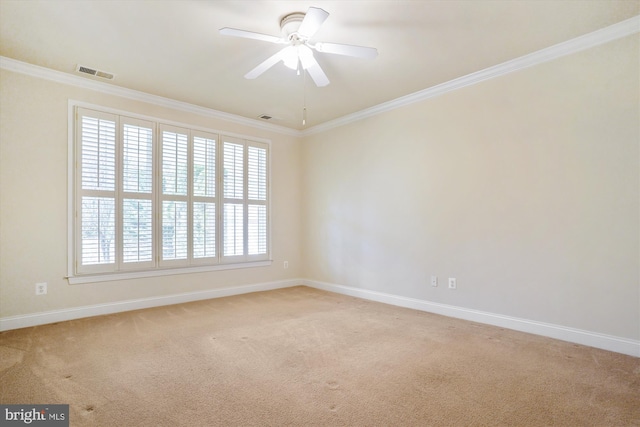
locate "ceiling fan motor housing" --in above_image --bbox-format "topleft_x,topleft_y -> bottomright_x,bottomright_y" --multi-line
280,12 -> 306,41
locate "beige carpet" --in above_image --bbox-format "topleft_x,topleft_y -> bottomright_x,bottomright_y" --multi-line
1,286 -> 638,426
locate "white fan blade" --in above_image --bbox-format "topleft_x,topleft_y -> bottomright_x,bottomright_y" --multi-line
305,62 -> 330,87
299,47 -> 329,87
244,48 -> 289,79
219,27 -> 284,44
298,7 -> 329,39
315,42 -> 378,59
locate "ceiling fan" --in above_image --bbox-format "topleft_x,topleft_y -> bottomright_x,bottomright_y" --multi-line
219,7 -> 378,87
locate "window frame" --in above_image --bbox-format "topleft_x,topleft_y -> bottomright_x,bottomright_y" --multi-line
67,101 -> 271,284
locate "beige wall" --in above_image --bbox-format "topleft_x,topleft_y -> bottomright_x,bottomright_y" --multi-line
0,70 -> 302,317
302,35 -> 639,340
1,33 -> 638,343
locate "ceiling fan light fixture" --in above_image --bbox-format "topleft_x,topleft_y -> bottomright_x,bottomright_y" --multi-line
282,45 -> 315,72
282,46 -> 299,70
298,45 -> 315,70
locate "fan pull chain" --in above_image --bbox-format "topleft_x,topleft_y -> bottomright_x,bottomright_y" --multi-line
302,69 -> 307,126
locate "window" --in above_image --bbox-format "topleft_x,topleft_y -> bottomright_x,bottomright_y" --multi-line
72,106 -> 269,280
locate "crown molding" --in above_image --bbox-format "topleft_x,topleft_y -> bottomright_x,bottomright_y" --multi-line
0,56 -> 301,137
2,15 -> 638,138
302,15 -> 640,136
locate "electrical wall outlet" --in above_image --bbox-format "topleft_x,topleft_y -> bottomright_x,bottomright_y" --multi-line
431,275 -> 438,287
283,261 -> 289,269
448,278 -> 456,289
36,282 -> 48,295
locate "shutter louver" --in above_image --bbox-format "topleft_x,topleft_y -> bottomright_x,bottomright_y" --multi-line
248,204 -> 267,255
81,117 -> 115,191
193,136 -> 215,198
123,199 -> 153,262
247,146 -> 267,201
81,197 -> 115,264
223,203 -> 243,256
162,200 -> 188,260
162,131 -> 188,196
123,124 -> 153,193
223,142 -> 243,199
193,202 -> 215,258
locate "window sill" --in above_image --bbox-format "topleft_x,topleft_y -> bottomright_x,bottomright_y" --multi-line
67,260 -> 273,285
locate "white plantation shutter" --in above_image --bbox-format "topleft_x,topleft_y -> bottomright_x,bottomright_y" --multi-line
223,140 -> 244,259
162,200 -> 188,260
122,198 -> 153,263
248,204 -> 267,255
160,125 -> 189,265
222,137 -> 269,262
247,145 -> 267,256
192,132 -> 217,261
81,116 -> 115,191
120,118 -> 155,269
223,203 -> 244,256
122,123 -> 153,193
162,131 -> 188,196
81,196 -> 115,266
77,110 -> 117,273
193,135 -> 216,198
247,146 -> 267,201
193,201 -> 215,258
223,142 -> 243,199
73,105 -> 269,278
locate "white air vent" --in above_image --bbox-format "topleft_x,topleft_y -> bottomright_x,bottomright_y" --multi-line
95,70 -> 114,80
258,114 -> 273,120
77,66 -> 97,76
76,65 -> 115,80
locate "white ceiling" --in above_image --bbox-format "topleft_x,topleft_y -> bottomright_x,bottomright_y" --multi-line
1,0 -> 638,130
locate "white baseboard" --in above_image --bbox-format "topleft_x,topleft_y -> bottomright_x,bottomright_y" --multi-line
3,278 -> 637,358
303,279 -> 640,358
0,279 -> 302,332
